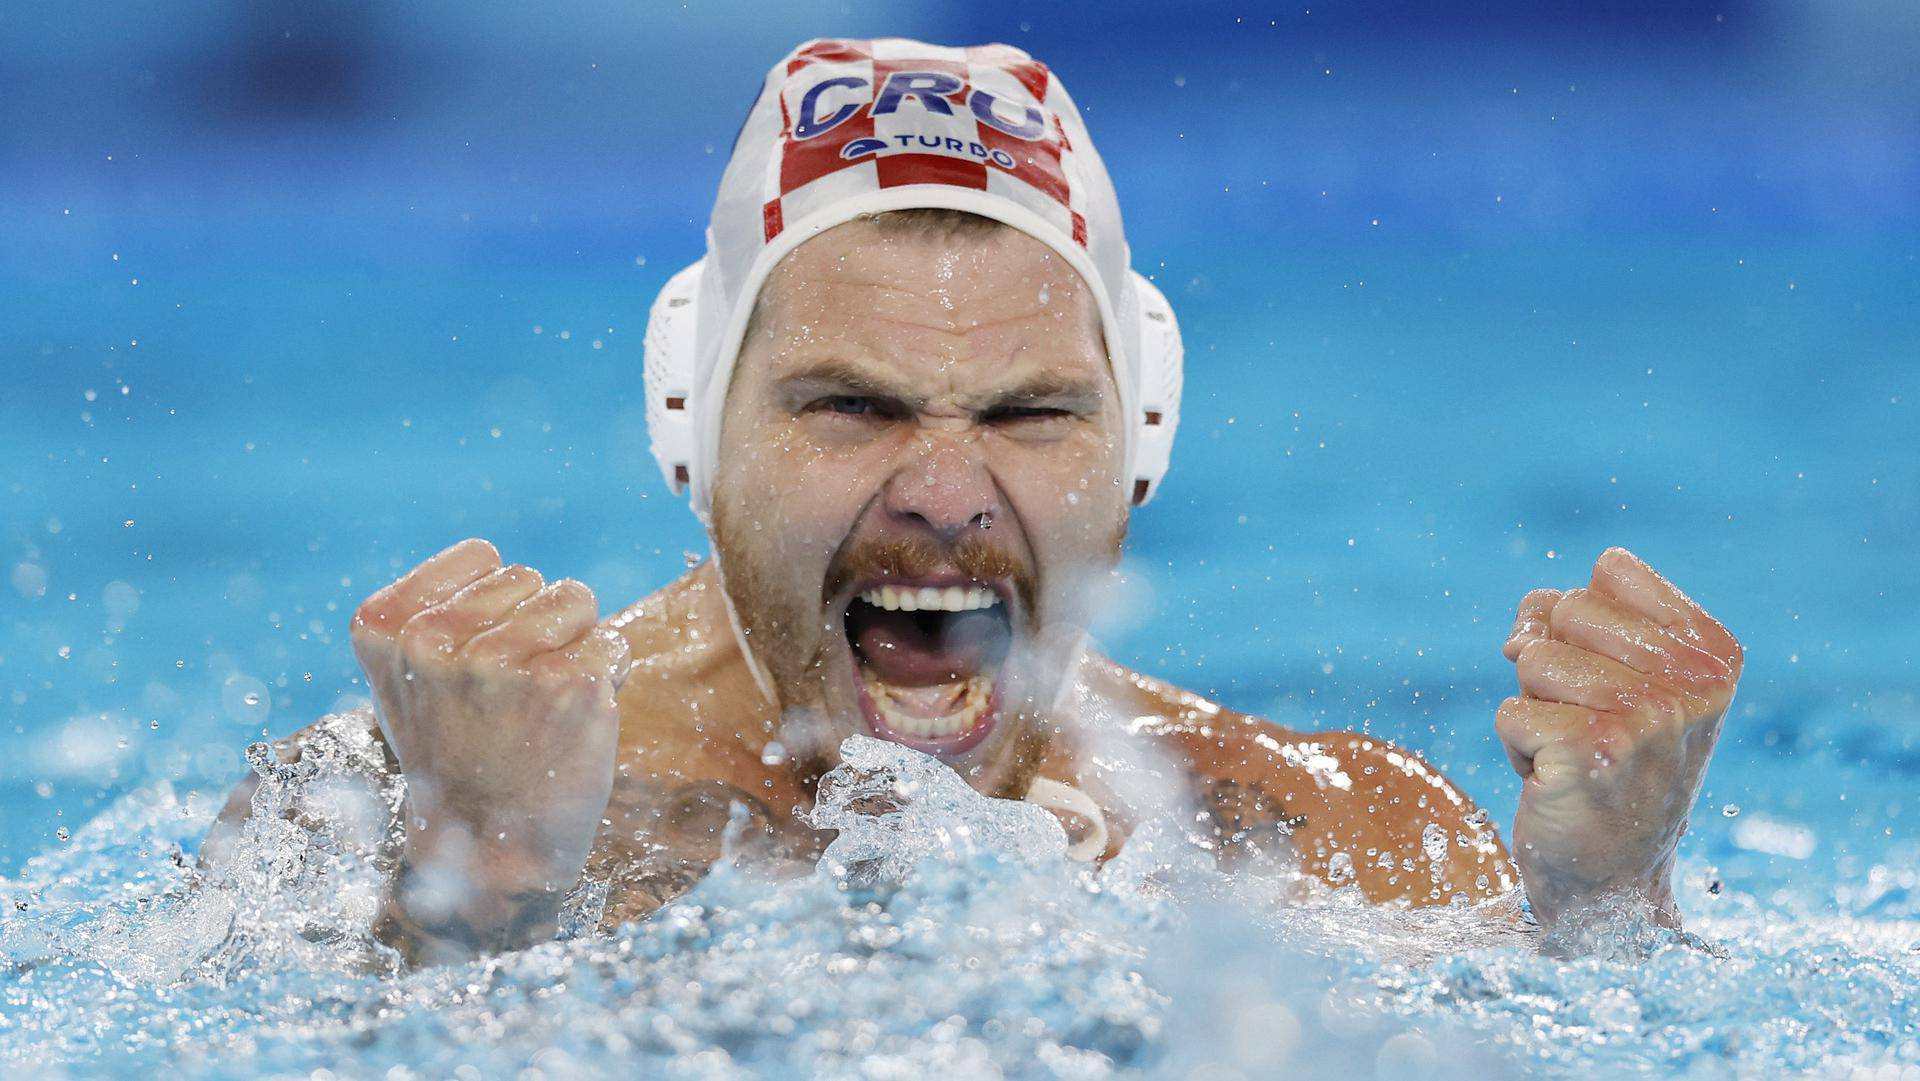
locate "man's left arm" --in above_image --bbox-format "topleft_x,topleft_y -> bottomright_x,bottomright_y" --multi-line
1495,547 -> 1744,931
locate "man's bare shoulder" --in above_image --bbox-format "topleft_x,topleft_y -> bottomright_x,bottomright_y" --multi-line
1084,653 -> 1468,795
604,564 -> 734,677
602,562 -> 777,767
1079,652 -> 1311,750
1082,654 -> 1515,903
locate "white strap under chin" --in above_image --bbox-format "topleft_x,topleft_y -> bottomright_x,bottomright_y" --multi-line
1023,776 -> 1109,863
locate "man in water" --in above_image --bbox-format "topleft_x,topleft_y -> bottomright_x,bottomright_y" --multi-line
208,39 -> 1743,966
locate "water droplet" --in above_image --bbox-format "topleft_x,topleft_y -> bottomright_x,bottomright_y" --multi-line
55,827 -> 70,842
761,741 -> 788,767
1707,879 -> 1723,895
245,742 -> 274,775
1327,851 -> 1355,883
1722,803 -> 1741,818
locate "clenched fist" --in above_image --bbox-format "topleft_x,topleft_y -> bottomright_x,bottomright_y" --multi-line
1496,547 -> 1743,931
350,538 -> 631,963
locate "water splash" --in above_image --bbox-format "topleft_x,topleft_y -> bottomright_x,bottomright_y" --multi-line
0,726 -> 1915,1078
807,735 -> 1068,886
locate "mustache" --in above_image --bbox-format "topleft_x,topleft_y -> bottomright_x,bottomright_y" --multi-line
824,536 -> 1038,617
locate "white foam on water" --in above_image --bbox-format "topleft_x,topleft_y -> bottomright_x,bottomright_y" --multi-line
0,719 -> 1915,1079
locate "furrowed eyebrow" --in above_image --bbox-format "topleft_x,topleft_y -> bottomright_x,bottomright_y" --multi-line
773,359 -> 1106,414
774,360 -> 923,409
978,374 -> 1106,413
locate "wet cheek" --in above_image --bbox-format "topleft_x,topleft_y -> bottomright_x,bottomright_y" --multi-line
1000,442 -> 1127,587
1005,437 -> 1123,530
756,431 -> 879,551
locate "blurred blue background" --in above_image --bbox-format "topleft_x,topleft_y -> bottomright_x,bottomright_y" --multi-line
3,1 -> 1916,879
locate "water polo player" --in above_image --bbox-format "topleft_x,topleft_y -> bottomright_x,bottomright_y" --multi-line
207,38 -> 1743,966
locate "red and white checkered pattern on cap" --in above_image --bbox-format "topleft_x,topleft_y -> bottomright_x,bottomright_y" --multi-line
676,36 -> 1154,521
759,39 -> 1088,248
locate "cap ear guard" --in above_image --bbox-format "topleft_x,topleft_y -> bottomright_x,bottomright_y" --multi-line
1127,270 -> 1182,507
641,260 -> 1183,511
642,259 -> 705,496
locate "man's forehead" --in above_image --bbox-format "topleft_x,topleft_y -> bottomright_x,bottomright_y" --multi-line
759,220 -> 1098,332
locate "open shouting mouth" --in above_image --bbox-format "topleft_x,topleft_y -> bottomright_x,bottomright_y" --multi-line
842,575 -> 1014,756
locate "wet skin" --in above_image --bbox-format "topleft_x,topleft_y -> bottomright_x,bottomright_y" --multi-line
207,221 -> 1741,965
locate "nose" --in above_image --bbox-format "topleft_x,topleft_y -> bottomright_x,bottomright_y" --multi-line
883,432 -> 1000,541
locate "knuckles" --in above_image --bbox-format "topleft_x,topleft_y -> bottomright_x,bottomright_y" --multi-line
397,607 -> 466,668
1710,626 -> 1745,684
1493,695 -> 1530,734
1546,587 -> 1591,635
547,578 -> 598,617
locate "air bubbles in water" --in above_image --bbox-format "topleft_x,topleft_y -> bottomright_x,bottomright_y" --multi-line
760,741 -> 788,767
1722,804 -> 1741,818
55,827 -> 70,842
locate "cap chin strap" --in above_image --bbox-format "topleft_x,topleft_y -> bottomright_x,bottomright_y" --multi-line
707,550 -> 779,708
1023,776 -> 1109,862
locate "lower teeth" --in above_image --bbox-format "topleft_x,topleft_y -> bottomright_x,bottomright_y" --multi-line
864,672 -> 991,739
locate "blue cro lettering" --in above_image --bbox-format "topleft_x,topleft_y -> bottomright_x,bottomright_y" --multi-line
970,89 -> 1046,140
796,76 -> 868,140
872,71 -> 965,116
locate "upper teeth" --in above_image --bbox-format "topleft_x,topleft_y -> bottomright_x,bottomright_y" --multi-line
858,584 -> 999,613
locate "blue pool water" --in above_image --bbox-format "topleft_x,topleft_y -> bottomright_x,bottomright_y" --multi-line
4,4 -> 1918,1077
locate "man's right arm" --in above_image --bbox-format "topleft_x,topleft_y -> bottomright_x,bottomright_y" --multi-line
207,538 -> 632,968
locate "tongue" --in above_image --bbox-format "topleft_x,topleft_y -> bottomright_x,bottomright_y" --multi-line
850,607 -> 1003,688
875,677 -> 975,719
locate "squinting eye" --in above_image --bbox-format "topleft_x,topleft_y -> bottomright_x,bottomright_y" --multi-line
986,406 -> 1071,423
817,396 -> 884,416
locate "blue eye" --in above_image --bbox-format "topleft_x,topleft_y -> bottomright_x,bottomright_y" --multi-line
823,396 -> 880,415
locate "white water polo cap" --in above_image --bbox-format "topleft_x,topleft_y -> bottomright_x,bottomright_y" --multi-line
643,37 -> 1184,520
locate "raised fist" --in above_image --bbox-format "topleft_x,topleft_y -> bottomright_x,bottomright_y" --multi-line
350,538 -> 630,961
